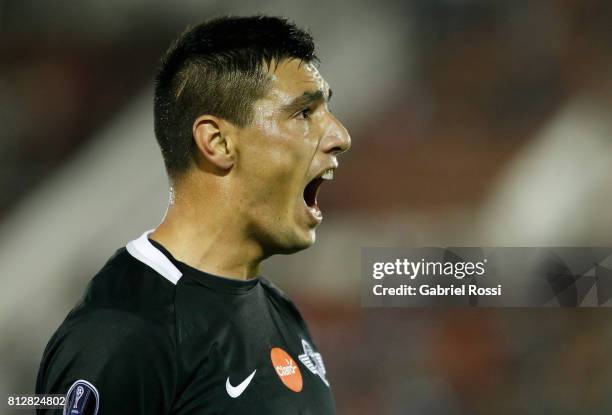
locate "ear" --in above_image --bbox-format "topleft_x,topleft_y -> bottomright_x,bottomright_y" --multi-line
192,115 -> 235,171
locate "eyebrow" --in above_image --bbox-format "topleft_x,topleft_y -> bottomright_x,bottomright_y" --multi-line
281,88 -> 333,114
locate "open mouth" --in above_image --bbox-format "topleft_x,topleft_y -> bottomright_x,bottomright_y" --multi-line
302,168 -> 334,222
303,177 -> 324,209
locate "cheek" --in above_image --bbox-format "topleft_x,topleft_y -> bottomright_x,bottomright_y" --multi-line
243,120 -> 316,180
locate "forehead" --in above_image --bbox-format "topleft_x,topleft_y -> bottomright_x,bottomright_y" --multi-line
265,59 -> 329,101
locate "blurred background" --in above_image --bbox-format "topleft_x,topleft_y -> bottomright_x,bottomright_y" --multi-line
2,0 -> 612,413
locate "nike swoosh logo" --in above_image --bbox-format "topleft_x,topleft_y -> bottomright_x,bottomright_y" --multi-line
226,369 -> 257,398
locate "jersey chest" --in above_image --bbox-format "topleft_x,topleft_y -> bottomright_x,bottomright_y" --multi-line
172,283 -> 335,414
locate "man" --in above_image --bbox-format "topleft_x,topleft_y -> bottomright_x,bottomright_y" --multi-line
36,15 -> 350,415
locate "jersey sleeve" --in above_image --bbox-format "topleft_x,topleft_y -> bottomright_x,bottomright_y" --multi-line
36,308 -> 177,415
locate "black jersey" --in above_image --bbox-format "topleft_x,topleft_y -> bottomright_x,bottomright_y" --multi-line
36,231 -> 335,415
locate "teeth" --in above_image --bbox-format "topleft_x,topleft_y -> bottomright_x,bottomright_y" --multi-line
320,169 -> 334,180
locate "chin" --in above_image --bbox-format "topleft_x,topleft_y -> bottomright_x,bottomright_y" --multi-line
273,228 -> 317,255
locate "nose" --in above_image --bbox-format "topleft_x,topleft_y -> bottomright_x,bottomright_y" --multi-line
321,113 -> 351,155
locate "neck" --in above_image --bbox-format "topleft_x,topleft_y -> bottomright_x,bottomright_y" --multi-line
150,184 -> 263,281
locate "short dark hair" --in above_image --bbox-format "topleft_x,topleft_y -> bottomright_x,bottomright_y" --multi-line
153,15 -> 318,177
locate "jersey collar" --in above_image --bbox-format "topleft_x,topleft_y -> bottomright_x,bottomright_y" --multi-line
126,229 -> 183,285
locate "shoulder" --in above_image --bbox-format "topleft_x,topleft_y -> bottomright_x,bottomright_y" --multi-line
37,250 -> 179,401
77,247 -> 176,317
37,306 -> 177,414
36,239 -> 182,412
48,246 -> 179,357
49,306 -> 175,364
44,247 -> 179,369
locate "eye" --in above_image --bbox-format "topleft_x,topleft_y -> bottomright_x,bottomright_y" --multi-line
296,107 -> 312,120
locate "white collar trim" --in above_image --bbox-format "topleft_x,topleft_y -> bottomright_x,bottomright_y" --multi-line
126,229 -> 182,285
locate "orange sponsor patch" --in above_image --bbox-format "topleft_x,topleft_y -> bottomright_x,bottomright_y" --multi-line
270,347 -> 303,392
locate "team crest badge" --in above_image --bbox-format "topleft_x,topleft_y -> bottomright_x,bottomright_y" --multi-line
64,379 -> 99,415
298,339 -> 329,387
